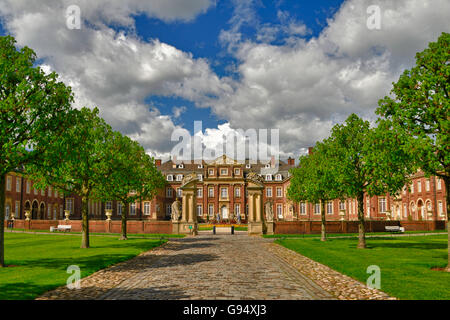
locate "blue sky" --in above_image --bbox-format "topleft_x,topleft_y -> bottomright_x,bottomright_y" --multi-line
0,0 -> 448,159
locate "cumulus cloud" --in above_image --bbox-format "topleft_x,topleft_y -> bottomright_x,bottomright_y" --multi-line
213,0 -> 450,159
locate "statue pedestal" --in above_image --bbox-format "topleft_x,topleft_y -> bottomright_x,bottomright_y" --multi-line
265,221 -> 274,235
173,222 -> 198,235
248,222 -> 264,235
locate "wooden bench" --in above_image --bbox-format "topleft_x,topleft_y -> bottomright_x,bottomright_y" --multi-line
385,226 -> 405,233
50,225 -> 72,232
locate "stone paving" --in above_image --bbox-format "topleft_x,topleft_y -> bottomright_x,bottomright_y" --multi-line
37,234 -> 394,300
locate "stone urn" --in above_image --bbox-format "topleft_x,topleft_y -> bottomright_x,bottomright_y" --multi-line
64,210 -> 71,221
24,210 -> 31,221
105,209 -> 112,221
339,210 -> 346,221
386,211 -> 391,221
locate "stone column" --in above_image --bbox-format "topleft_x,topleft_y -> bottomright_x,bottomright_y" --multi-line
248,193 -> 254,222
255,194 -> 261,222
181,195 -> 187,222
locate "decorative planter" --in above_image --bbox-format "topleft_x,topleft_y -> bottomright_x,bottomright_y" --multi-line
64,210 -> 71,221
24,210 -> 31,221
105,210 -> 112,221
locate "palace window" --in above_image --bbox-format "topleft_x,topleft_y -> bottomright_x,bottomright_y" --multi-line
300,202 -> 306,215
235,204 -> 240,215
144,202 -> 150,215
130,203 -> 136,215
65,198 -> 74,214
339,201 -> 345,211
105,201 -> 112,210
266,174 -> 272,181
275,174 -> 282,181
221,188 -> 228,199
167,175 -> 173,181
235,187 -> 240,197
117,202 -> 123,216
16,177 -> 21,193
5,204 -> 10,219
234,168 -> 240,175
220,168 -> 228,175
277,204 -> 283,218
197,205 -> 203,216
26,181 -> 31,194
209,169 -> 214,176
166,188 -> 173,198
314,203 -> 321,215
276,187 -> 282,197
176,175 -> 183,181
266,187 -> 272,197
417,180 -> 422,193
425,179 -> 430,192
403,204 -> 407,218
410,183 -> 414,194
6,176 -> 11,191
327,201 -> 333,215
379,198 -> 387,213
197,174 -> 203,181
209,187 -> 214,197
15,201 -> 20,218
177,188 -> 182,197
437,178 -> 442,190
166,204 -> 172,217
208,204 -> 214,216
197,188 -> 203,198
438,201 -> 444,216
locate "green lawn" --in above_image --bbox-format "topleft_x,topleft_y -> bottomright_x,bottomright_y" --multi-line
276,235 -> 450,300
0,232 -> 166,300
263,229 -> 446,238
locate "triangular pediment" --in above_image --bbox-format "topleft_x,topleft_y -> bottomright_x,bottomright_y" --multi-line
205,155 -> 243,165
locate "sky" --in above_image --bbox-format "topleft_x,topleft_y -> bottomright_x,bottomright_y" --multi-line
0,0 -> 448,162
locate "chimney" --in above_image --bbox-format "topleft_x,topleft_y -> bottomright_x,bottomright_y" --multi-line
308,147 -> 314,155
270,155 -> 275,168
172,155 -> 177,168
155,159 -> 162,167
287,157 -> 295,166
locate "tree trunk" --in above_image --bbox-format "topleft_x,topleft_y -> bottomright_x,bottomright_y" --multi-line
0,174 -> 6,267
357,192 -> 366,249
120,203 -> 128,240
321,200 -> 326,242
444,176 -> 450,271
81,193 -> 90,248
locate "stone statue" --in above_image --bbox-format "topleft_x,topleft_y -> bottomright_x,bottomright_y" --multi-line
265,201 -> 274,222
171,199 -> 181,221
246,171 -> 264,183
181,172 -> 197,186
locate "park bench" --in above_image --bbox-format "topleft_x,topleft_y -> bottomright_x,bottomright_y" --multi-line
385,226 -> 405,233
50,225 -> 72,232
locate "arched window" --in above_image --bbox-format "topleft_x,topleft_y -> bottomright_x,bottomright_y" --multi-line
275,174 -> 282,181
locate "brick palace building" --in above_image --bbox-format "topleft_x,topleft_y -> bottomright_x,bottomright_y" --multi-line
3,155 -> 448,223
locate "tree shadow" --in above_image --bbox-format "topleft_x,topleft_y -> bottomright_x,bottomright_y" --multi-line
366,238 -> 447,250
99,285 -> 191,300
0,282 -> 60,300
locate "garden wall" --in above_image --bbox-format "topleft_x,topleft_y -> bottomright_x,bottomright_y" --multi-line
6,219 -> 173,234
273,220 -> 447,234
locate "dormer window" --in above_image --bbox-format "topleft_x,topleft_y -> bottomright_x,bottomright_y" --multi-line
275,174 -> 282,181
266,174 -> 272,181
176,174 -> 183,181
197,174 -> 203,181
167,175 -> 173,181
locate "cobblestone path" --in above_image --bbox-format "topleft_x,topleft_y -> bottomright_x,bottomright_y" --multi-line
38,234 -> 394,300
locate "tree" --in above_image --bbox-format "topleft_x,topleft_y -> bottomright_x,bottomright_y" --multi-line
0,36 -> 73,267
288,141 -> 341,241
94,132 -> 166,240
377,32 -> 449,268
29,107 -> 115,248
326,114 -> 414,248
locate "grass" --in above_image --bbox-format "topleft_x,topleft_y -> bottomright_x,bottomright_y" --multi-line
263,229 -> 446,238
0,232 -> 166,300
7,229 -> 185,238
276,234 -> 450,300
198,224 -> 248,231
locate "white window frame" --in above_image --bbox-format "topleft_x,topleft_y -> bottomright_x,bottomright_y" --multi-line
276,187 -> 282,197
144,202 -> 150,215
277,204 -> 283,218
300,202 -> 306,215
314,203 -> 321,215
235,187 -> 240,197
221,187 -> 228,199
26,181 -> 31,194
275,174 -> 282,181
16,177 -> 21,193
235,204 -> 240,215
197,205 -> 203,216
197,188 -> 203,198
220,168 -> 228,175
176,174 -> 183,181
105,201 -> 112,210
208,187 -> 214,197
208,204 -> 214,216
266,174 -> 272,181
6,176 -> 12,191
379,198 -> 387,213
327,201 -> 333,215
167,175 -> 173,181
234,168 -> 240,175
130,203 -> 136,215
266,187 -> 272,197
425,179 -> 430,192
438,201 -> 443,216
417,180 -> 422,193
166,188 -> 173,198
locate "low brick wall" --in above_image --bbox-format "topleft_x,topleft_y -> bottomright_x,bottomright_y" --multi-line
273,220 -> 446,234
6,219 -> 173,234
